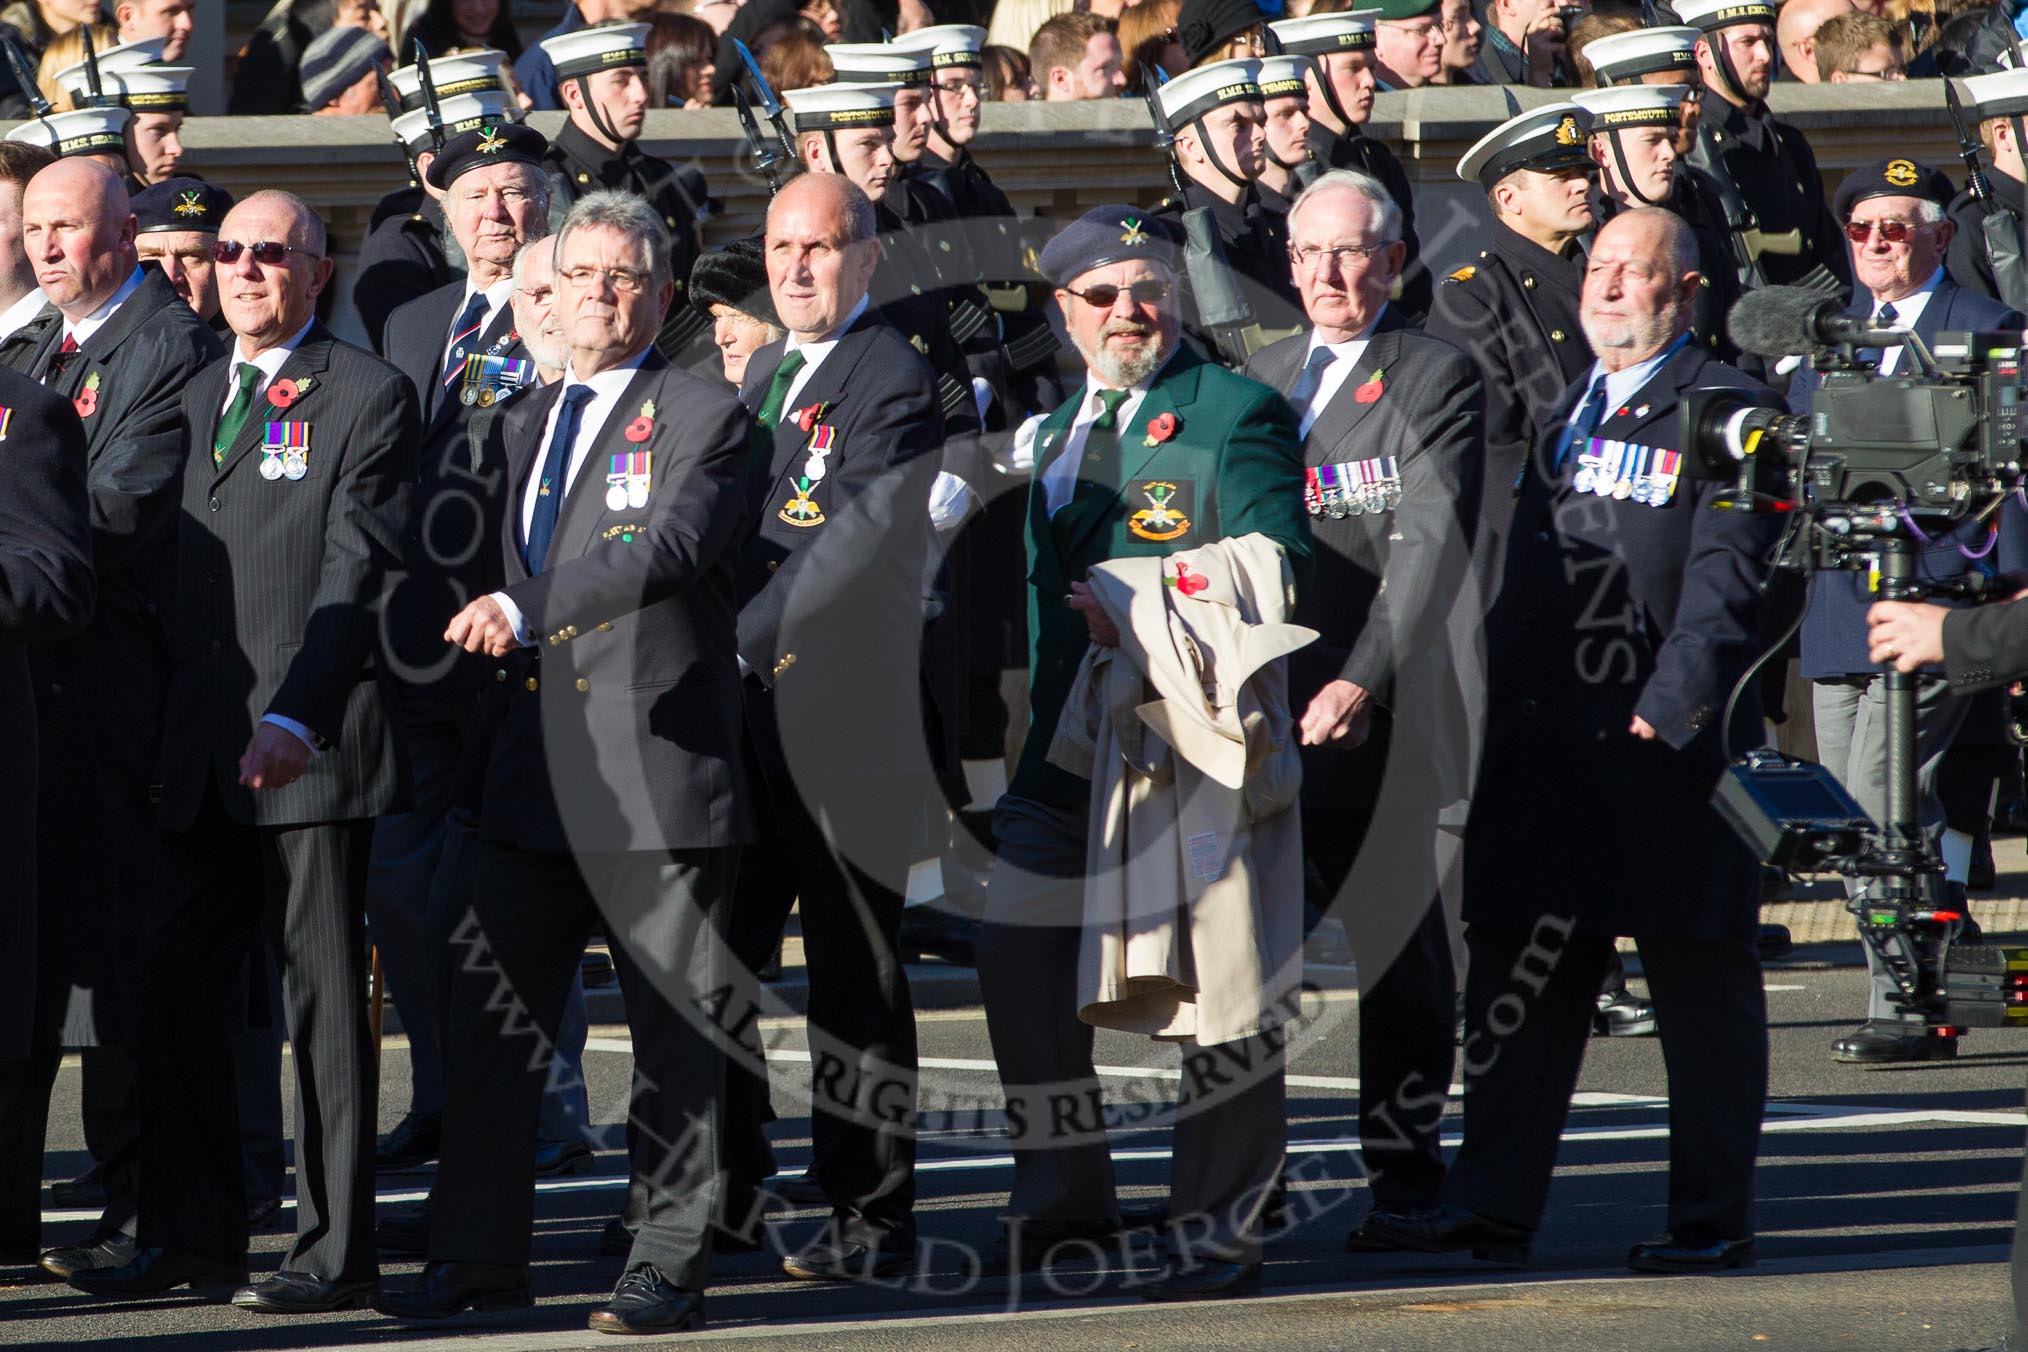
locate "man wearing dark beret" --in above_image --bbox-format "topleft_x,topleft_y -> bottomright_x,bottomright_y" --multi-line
133,176 -> 232,328
974,203 -> 1310,1297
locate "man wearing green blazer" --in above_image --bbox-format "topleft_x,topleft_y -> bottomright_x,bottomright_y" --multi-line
975,204 -> 1312,1300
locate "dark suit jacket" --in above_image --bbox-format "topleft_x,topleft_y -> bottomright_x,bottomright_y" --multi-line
1790,277 -> 2028,677
735,314 -> 942,788
383,279 -> 520,431
1945,598 -> 2028,692
354,196 -> 455,355
0,369 -> 93,1057
154,324 -> 418,830
480,350 -> 755,854
1467,341 -> 1783,940
1245,310 -> 1484,709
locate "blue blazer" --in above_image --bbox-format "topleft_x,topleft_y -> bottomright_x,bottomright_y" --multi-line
1791,277 -> 2028,678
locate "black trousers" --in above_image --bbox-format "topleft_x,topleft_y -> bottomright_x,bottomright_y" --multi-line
1444,923 -> 1767,1243
721,774 -> 918,1254
136,805 -> 377,1280
430,842 -> 731,1288
1299,716 -> 1457,1211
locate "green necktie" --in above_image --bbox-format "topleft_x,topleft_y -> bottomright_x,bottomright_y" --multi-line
1054,387 -> 1131,556
753,347 -> 808,431
214,362 -> 262,467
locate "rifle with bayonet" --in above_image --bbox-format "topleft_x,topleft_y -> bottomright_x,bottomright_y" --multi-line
732,84 -> 788,194
412,37 -> 445,153
1949,74 -> 2028,311
2,32 -> 51,123
735,39 -> 798,167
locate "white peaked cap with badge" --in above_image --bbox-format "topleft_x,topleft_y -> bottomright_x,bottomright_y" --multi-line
1154,57 -> 1263,132
785,81 -> 900,130
1579,26 -> 1701,85
1456,101 -> 1593,188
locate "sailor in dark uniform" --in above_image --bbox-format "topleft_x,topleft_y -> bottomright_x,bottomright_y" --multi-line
1677,0 -> 1849,293
1253,53 -> 1314,223
371,49 -> 512,233
4,105 -> 133,183
1945,67 -> 2028,312
50,38 -> 191,194
1271,12 -> 1429,317
536,21 -> 712,364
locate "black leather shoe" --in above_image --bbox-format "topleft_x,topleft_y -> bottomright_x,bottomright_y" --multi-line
68,1246 -> 247,1299
377,1206 -> 430,1256
1345,1206 -> 1430,1253
375,1261 -> 532,1319
983,1216 -> 1130,1274
49,1161 -> 107,1208
232,1270 -> 378,1313
1594,988 -> 1658,1038
1141,1258 -> 1261,1301
1833,1019 -> 1960,1064
599,1215 -> 638,1257
533,1139 -> 594,1177
765,1171 -> 829,1207
780,1238 -> 914,1282
1757,922 -> 1793,960
899,905 -> 978,965
587,1264 -> 705,1334
1361,1204 -> 1532,1265
1627,1233 -> 1755,1273
375,1110 -> 442,1172
40,1229 -> 137,1279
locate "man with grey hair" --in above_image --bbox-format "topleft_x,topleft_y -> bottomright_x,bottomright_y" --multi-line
1243,167 -> 1481,1253
1370,206 -> 1782,1276
378,189 -> 754,1333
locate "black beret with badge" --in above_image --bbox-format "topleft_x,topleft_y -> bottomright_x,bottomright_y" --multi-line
424,120 -> 550,191
134,176 -> 234,234
1831,156 -> 1958,222
1037,204 -> 1184,288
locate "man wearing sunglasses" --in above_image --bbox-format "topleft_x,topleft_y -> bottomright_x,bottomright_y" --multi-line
1788,157 -> 2027,1068
71,189 -> 418,1314
974,204 -> 1309,1295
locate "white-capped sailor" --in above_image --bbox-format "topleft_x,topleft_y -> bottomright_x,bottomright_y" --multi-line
1573,83 -> 1693,209
828,41 -> 941,170
538,20 -> 649,147
1946,66 -> 2028,310
1578,25 -> 1701,87
1254,54 -> 1315,218
6,106 -> 132,176
54,59 -> 191,188
389,47 -> 508,110
786,81 -> 902,198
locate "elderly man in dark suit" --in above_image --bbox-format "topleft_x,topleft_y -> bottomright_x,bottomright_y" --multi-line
0,156 -> 220,1282
0,368 -> 95,1269
377,189 -> 754,1335
718,171 -> 943,1284
1791,157 -> 2028,1066
1243,167 -> 1482,1252
69,189 -> 418,1314
1370,206 -> 1781,1275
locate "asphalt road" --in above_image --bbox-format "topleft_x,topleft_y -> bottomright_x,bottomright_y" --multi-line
6,924 -> 2027,1352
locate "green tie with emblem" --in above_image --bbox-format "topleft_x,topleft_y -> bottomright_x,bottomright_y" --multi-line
214,362 -> 262,467
1053,387 -> 1130,555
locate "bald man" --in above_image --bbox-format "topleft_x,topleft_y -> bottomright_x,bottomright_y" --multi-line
0,156 -> 220,1280
1776,0 -> 1852,82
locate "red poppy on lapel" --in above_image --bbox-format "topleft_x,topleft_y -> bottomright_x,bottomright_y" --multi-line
1143,411 -> 1179,447
793,401 -> 831,434
623,398 -> 657,444
1170,561 -> 1208,596
1353,370 -> 1385,405
268,377 -> 308,409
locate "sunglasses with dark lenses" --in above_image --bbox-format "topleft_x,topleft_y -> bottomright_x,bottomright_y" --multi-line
1843,219 -> 1924,245
211,239 -> 313,266
1064,279 -> 1172,309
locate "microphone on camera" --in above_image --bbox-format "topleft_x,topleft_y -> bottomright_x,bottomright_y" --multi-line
1727,286 -> 1913,358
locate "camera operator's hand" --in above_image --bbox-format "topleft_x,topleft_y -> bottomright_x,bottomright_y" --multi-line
1630,715 -> 1658,741
1523,9 -> 1566,87
1865,600 -> 1949,672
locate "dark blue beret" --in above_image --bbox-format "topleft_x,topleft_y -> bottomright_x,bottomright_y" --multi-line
133,176 -> 233,234
425,120 -> 549,192
1037,206 -> 1184,288
1832,157 -> 1957,221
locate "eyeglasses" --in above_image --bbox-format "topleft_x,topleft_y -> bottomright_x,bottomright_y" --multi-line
934,76 -> 984,100
1381,18 -> 1445,40
1843,66 -> 1906,80
560,265 -> 650,293
212,239 -> 315,266
1288,241 -> 1398,269
1844,218 -> 1930,244
1063,279 -> 1171,308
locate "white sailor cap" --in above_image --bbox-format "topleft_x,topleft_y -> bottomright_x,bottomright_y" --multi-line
1672,0 -> 1775,34
6,105 -> 132,160
1572,82 -> 1692,131
786,81 -> 900,131
1268,12 -> 1381,55
389,47 -> 507,110
79,35 -> 169,74
1456,101 -> 1593,188
539,22 -> 648,80
827,42 -> 931,86
1579,25 -> 1700,85
56,61 -> 191,112
1954,68 -> 2028,123
391,89 -> 517,152
1154,58 -> 1262,132
1257,54 -> 1313,100
892,24 -> 987,68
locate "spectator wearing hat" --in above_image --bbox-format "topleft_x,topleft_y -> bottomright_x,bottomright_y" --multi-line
1947,67 -> 2028,310
1473,0 -> 1579,87
538,21 -> 712,363
1176,0 -> 1265,69
1374,0 -> 1448,90
133,176 -> 231,326
113,0 -> 192,62
973,200 -> 1309,1296
299,23 -> 390,114
1794,157 -> 2026,1068
689,235 -> 780,387
1030,11 -> 1125,100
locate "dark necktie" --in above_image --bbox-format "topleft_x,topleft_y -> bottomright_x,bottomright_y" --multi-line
1870,303 -> 1901,373
43,331 -> 78,385
214,362 -> 263,467
1554,374 -> 1610,471
440,291 -> 490,394
1876,302 -> 1900,326
1287,345 -> 1338,424
1054,388 -> 1131,555
753,348 -> 808,430
524,384 -> 596,575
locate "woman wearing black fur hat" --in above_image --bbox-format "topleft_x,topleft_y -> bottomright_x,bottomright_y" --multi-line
690,235 -> 783,386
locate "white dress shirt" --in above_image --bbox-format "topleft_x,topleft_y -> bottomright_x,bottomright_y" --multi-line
779,293 -> 870,411
1867,266 -> 1943,376
1040,350 -> 1180,518
1293,314 -> 1383,439
0,287 -> 45,344
441,275 -> 517,374
63,267 -> 144,349
1565,333 -> 1690,433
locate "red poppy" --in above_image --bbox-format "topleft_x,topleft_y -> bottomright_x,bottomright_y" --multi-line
1146,411 -> 1179,444
1173,561 -> 1208,596
1353,378 -> 1384,405
268,378 -> 301,409
624,416 -> 654,444
73,390 -> 96,418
